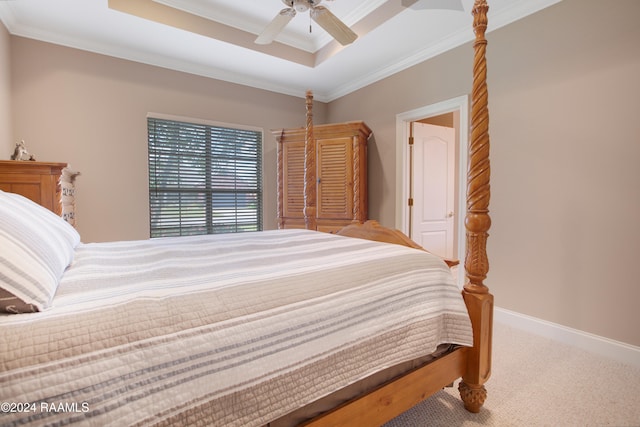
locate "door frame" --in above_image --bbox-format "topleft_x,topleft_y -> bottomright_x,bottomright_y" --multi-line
395,95 -> 469,287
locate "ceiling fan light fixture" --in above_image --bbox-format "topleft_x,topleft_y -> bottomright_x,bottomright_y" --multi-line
292,0 -> 310,13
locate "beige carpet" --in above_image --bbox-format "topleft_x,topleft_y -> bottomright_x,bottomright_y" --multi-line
384,321 -> 640,426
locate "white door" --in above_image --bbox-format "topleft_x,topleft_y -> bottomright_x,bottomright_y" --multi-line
411,122 -> 456,259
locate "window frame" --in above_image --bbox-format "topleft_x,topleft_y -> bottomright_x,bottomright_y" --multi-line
147,113 -> 263,238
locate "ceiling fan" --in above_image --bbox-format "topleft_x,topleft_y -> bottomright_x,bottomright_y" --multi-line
255,0 -> 358,46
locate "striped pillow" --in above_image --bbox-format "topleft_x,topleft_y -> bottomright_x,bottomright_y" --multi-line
0,190 -> 80,313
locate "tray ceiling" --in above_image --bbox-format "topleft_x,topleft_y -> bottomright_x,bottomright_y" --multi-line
0,0 -> 561,101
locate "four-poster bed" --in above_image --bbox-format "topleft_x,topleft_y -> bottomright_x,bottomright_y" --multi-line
278,0 -> 494,423
0,1 -> 493,425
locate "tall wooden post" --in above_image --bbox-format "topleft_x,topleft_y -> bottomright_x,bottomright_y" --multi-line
459,0 -> 494,413
276,129 -> 285,229
304,90 -> 317,230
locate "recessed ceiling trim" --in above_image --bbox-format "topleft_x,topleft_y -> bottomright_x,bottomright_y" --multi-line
152,0 -> 389,53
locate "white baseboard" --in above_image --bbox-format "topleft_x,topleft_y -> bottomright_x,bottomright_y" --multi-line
494,307 -> 640,369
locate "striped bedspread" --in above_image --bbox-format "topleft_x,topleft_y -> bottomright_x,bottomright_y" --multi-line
0,229 -> 472,427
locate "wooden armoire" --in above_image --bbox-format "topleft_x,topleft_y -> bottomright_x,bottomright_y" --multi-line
275,121 -> 372,233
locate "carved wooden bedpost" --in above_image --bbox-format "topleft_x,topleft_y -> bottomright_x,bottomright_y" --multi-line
304,90 -> 317,230
276,129 -> 285,229
459,0 -> 494,413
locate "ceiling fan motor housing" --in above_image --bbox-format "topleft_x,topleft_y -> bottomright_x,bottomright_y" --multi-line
281,0 -> 324,13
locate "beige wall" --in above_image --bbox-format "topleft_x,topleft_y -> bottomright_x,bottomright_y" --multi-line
9,37 -> 327,242
0,20 -> 11,155
5,0 -> 639,347
328,0 -> 640,346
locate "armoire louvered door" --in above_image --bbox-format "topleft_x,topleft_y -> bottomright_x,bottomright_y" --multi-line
282,140 -> 305,221
317,138 -> 352,221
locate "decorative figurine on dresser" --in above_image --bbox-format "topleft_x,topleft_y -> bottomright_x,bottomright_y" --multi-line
10,140 -> 36,161
0,160 -> 79,227
275,120 -> 371,233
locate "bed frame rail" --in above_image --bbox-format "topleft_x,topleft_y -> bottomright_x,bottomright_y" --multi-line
303,348 -> 469,426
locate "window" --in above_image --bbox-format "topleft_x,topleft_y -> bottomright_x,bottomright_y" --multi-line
147,116 -> 263,238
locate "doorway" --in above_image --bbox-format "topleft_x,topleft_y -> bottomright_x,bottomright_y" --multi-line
395,96 -> 469,287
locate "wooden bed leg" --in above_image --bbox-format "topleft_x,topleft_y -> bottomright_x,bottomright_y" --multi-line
459,380 -> 487,413
459,289 -> 493,413
459,0 -> 493,414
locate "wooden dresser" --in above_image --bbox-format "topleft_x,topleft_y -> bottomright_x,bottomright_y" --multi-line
0,159 -> 81,229
275,121 -> 371,233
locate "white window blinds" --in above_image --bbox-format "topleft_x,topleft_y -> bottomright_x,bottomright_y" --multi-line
148,117 -> 263,237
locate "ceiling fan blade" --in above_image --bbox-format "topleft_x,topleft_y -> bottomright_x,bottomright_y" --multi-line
255,8 -> 296,45
402,0 -> 464,11
310,5 -> 358,46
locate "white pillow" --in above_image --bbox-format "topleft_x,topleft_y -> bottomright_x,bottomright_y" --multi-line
0,190 -> 80,313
